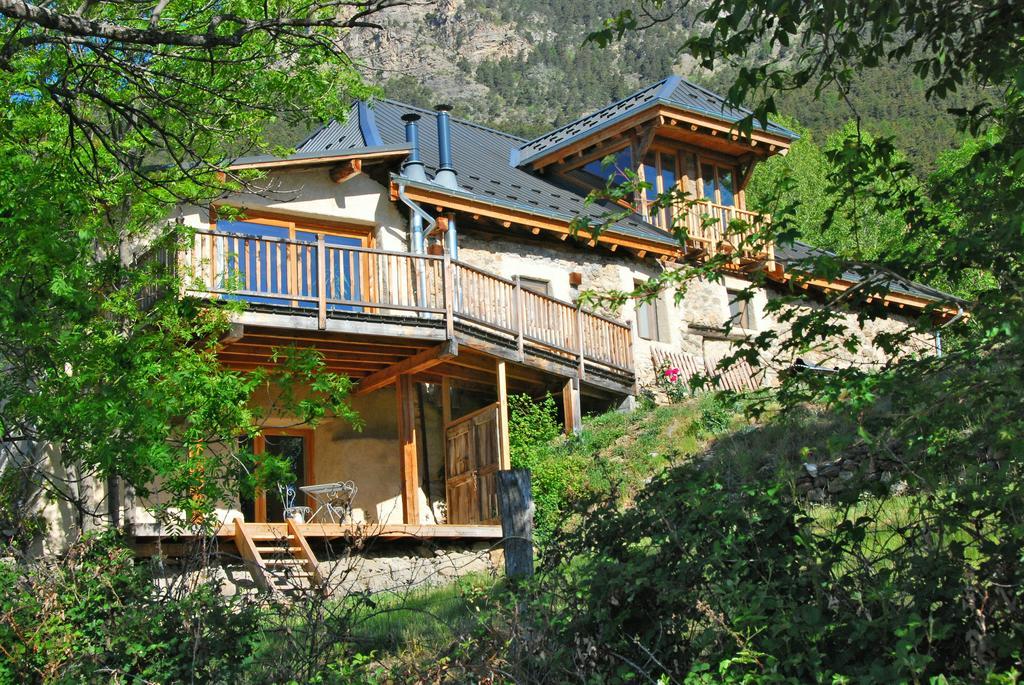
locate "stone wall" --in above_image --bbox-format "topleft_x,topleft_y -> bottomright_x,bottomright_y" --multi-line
795,443 -> 906,503
152,539 -> 503,597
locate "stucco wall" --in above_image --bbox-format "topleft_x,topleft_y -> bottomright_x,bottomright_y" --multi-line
177,169 -> 408,250
127,379 -> 452,530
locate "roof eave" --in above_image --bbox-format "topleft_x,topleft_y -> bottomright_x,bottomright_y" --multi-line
226,144 -> 411,171
390,174 -> 682,255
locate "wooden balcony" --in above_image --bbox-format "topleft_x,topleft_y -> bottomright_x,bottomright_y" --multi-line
655,201 -> 774,264
179,229 -> 635,390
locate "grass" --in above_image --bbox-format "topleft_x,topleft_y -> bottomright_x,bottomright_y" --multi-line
342,572 -> 495,657
562,394 -> 746,505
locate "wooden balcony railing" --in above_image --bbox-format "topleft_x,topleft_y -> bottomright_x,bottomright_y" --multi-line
668,201 -> 774,262
182,229 -> 634,377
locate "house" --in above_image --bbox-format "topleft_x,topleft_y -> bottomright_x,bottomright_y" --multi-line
34,77 -> 956,584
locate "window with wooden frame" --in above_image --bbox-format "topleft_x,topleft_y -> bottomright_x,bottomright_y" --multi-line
516,276 -> 551,296
635,280 -> 671,342
640,150 -> 680,230
726,288 -> 757,330
699,161 -> 739,208
210,208 -> 373,311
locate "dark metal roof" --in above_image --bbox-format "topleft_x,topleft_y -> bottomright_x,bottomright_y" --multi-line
774,240 -> 963,305
298,100 -> 680,248
514,76 -> 800,167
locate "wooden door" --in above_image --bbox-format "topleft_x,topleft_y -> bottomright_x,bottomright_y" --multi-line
444,403 -> 501,524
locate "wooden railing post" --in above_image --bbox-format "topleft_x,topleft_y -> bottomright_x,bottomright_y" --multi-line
574,304 -> 585,379
514,276 -> 525,361
442,251 -> 455,340
316,234 -> 326,330
208,232 -> 217,291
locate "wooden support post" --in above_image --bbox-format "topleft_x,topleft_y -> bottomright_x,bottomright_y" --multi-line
442,376 -> 452,428
443,250 -> 455,339
317,233 -> 326,330
562,377 -> 582,436
397,374 -> 420,525
496,360 -> 511,471
497,469 -> 534,579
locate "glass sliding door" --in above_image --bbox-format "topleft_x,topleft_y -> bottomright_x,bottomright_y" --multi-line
295,230 -> 365,312
213,214 -> 368,311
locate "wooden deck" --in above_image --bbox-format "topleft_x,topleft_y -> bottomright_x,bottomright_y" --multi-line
172,229 -> 636,393
216,521 -> 503,541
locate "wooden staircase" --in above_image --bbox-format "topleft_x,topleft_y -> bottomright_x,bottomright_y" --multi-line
233,518 -> 326,595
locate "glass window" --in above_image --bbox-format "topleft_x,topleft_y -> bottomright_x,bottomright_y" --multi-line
699,163 -> 738,207
719,168 -> 735,207
701,163 -> 717,202
660,154 -> 677,228
583,147 -> 633,186
681,153 -> 699,199
636,280 -> 663,342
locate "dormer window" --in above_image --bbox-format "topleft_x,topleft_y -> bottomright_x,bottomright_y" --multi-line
582,146 -> 633,186
701,162 -> 737,207
640,151 -> 679,229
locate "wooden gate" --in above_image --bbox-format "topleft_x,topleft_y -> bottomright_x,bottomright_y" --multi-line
445,403 -> 501,524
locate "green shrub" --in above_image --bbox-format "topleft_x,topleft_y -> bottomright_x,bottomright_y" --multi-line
0,532 -> 262,684
452,397 -> 1024,683
508,393 -> 582,542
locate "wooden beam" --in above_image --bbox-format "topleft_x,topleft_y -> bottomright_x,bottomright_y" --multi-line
636,124 -> 658,161
562,377 -> 582,436
229,147 -> 408,172
355,340 -> 458,396
496,360 -> 511,471
396,374 -> 420,525
328,158 -> 362,184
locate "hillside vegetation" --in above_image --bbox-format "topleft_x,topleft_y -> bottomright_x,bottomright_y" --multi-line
379,385 -> 1024,682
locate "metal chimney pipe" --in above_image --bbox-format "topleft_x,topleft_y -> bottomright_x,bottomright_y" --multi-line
401,113 -> 427,183
401,113 -> 427,257
433,104 -> 458,189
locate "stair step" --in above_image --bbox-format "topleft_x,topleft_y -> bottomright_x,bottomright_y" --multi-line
264,558 -> 307,566
255,546 -> 302,554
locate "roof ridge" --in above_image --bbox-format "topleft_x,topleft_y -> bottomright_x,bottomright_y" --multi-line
668,78 -> 800,138
672,76 -> 752,116
377,99 -> 529,143
516,77 -> 671,150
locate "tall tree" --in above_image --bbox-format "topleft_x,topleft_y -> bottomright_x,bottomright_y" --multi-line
0,0 -> 393,540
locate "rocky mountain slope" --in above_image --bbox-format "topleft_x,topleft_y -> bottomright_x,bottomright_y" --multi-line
342,0 -> 967,174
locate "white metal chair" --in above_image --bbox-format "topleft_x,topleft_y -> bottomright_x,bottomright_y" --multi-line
278,484 -> 312,522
